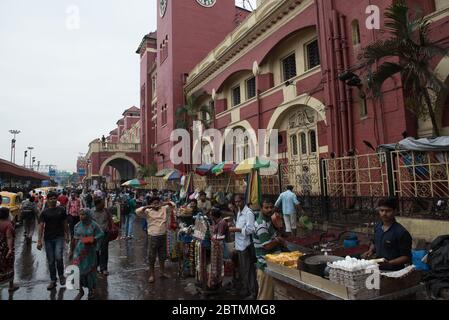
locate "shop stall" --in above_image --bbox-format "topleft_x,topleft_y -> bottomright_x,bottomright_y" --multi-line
265,251 -> 424,300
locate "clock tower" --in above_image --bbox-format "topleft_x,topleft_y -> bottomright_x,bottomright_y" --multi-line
155,0 -> 248,168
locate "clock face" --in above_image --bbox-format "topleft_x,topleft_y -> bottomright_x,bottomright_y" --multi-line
196,0 -> 216,8
160,0 -> 168,18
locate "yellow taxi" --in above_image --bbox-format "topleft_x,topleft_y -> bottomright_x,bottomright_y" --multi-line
0,192 -> 22,223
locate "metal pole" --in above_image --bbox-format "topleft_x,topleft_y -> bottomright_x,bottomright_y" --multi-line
28,147 -> 34,169
9,130 -> 20,164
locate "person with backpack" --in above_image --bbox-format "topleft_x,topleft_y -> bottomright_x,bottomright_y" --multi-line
20,194 -> 39,243
123,193 -> 137,239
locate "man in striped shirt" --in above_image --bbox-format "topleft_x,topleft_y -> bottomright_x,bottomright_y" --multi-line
254,198 -> 286,300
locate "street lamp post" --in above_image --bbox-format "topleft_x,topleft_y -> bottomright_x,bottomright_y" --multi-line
27,147 -> 34,169
23,150 -> 28,167
9,130 -> 20,163
32,157 -> 36,170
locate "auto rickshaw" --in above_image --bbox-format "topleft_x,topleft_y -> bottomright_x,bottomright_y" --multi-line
0,191 -> 22,224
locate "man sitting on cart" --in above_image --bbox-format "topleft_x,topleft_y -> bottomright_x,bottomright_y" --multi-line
362,197 -> 412,271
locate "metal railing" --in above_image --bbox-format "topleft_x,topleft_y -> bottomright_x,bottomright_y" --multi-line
95,142 -> 141,153
323,153 -> 388,197
391,150 -> 449,198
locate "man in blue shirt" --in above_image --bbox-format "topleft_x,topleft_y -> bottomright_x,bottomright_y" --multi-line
362,197 -> 412,271
275,185 -> 300,237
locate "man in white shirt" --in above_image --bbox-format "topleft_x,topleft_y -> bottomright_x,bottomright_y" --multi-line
229,194 -> 257,299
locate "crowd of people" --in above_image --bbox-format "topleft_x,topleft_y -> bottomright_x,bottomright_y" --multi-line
0,184 -> 301,300
0,183 -> 414,301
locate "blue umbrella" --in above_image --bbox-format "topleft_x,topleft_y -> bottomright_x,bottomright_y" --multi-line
163,170 -> 182,181
195,163 -> 215,176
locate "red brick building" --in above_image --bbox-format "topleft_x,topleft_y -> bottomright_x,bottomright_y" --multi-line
136,0 -> 449,194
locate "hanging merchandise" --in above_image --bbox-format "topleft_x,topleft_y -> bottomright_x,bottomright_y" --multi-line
209,239 -> 224,289
166,229 -> 178,261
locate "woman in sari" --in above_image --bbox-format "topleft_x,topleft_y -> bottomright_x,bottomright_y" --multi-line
0,208 -> 19,292
71,208 -> 104,300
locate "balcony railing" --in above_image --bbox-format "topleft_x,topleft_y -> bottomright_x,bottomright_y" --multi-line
88,142 -> 141,153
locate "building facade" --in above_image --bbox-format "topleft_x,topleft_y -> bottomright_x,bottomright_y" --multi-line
135,0 -> 449,194
84,106 -> 142,188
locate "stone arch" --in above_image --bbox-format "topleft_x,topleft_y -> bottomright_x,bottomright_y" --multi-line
215,69 -> 254,93
435,56 -> 449,131
99,154 -> 140,182
259,25 -> 317,65
264,94 -> 326,158
418,56 -> 449,136
267,94 -> 326,131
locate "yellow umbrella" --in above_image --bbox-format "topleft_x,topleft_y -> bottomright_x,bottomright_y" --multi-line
233,156 -> 272,175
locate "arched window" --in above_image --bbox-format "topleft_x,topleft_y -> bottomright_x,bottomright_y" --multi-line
202,142 -> 213,164
352,20 -> 361,45
309,130 -> 317,153
300,132 -> 307,155
290,134 -> 298,156
233,130 -> 250,163
244,136 -> 250,160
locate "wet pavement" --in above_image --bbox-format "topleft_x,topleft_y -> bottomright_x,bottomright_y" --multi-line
0,220 -> 216,300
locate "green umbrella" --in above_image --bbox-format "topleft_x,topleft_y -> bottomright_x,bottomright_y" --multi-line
211,162 -> 237,176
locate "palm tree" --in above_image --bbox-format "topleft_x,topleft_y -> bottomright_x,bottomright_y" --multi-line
175,93 -> 215,129
137,163 -> 157,179
361,1 -> 448,136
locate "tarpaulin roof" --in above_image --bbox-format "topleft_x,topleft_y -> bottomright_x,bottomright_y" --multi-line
378,136 -> 449,152
0,158 -> 50,181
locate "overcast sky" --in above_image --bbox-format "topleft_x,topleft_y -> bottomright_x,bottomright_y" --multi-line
0,0 -> 256,173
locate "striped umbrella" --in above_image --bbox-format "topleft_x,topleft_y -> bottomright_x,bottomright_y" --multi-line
233,156 -> 272,175
211,162 -> 237,176
245,169 -> 262,207
163,169 -> 182,181
121,179 -> 148,188
195,163 -> 215,176
155,168 -> 173,177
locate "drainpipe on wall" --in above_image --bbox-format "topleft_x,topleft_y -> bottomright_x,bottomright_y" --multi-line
316,0 -> 334,157
339,14 -> 354,151
327,3 -> 340,156
333,10 -> 349,155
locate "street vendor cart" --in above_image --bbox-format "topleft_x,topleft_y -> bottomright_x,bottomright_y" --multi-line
265,252 -> 424,300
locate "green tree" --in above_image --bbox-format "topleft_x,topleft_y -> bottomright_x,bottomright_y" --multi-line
175,93 -> 214,129
361,1 -> 448,136
137,162 -> 158,178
